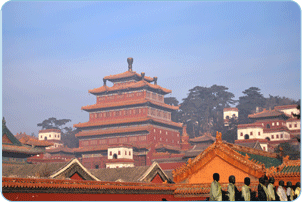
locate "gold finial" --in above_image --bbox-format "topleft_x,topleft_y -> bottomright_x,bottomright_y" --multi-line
216,131 -> 222,142
127,57 -> 133,71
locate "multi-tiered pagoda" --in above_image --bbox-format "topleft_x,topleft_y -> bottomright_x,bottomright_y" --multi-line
74,58 -> 183,169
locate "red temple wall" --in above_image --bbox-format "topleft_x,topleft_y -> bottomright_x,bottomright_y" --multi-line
150,174 -> 164,183
70,172 -> 85,180
89,107 -> 148,122
79,126 -> 180,148
3,192 -> 206,201
96,91 -> 146,104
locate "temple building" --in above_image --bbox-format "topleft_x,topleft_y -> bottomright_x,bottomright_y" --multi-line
2,118 -> 44,165
223,107 -> 238,126
236,105 -> 300,152
73,58 -> 183,169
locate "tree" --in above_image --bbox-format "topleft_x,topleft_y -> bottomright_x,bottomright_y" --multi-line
179,85 -> 237,138
237,87 -> 266,124
274,142 -> 300,160
164,97 -> 180,122
264,95 -> 299,109
37,117 -> 78,148
37,117 -> 71,130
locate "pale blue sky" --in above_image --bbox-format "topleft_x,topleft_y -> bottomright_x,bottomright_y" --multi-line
2,1 -> 301,136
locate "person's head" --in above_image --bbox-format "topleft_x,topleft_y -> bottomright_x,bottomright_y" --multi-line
269,177 -> 275,184
287,181 -> 292,187
229,175 -> 235,184
279,180 -> 285,187
244,177 -> 250,186
213,173 -> 219,182
296,182 -> 300,188
259,177 -> 265,185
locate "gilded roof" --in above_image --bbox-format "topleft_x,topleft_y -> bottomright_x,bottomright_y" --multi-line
104,70 -> 154,82
74,116 -> 183,129
81,98 -> 179,111
89,80 -> 171,95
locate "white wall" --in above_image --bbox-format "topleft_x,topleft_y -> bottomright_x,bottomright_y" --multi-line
108,147 -> 133,159
224,110 -> 238,120
39,131 -> 61,141
106,163 -> 134,168
237,127 -> 263,140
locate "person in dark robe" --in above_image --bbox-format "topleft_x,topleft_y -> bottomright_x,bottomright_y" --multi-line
258,177 -> 269,201
241,177 -> 251,201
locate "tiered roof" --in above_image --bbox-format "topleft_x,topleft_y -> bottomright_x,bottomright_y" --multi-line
104,70 -> 154,82
81,98 -> 179,111
89,79 -> 171,95
74,116 -> 183,129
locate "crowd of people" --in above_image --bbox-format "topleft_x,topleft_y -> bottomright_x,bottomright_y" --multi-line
210,173 -> 300,201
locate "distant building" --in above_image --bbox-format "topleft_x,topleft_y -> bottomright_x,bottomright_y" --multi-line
2,118 -> 43,165
73,58 -> 183,169
38,129 -> 64,149
236,105 -> 300,152
223,107 -> 238,126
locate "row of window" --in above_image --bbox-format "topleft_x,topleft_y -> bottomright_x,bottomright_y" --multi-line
81,135 -> 147,146
288,123 -> 298,128
97,91 -> 144,103
153,128 -> 179,137
90,108 -> 146,120
146,91 -> 164,102
153,136 -> 180,144
109,151 -> 131,156
40,134 -> 60,139
240,132 -> 285,139
148,107 -> 171,120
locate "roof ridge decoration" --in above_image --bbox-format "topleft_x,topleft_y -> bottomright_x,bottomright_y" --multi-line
49,158 -> 100,181
173,131 -> 266,183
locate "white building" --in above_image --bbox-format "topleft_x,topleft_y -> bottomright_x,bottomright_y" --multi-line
38,129 -> 63,149
223,108 -> 238,126
236,105 -> 300,152
106,144 -> 134,168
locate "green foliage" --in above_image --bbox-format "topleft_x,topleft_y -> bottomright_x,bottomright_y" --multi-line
164,97 -> 180,122
37,117 -> 71,130
274,142 -> 300,160
37,117 -> 78,148
179,85 -> 237,138
237,87 -> 266,124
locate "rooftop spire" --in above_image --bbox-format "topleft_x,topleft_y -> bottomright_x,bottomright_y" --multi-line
127,57 -> 133,72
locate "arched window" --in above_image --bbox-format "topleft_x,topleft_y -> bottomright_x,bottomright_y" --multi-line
244,134 -> 249,139
265,137 -> 270,141
226,116 -> 230,120
113,154 -> 118,159
266,124 -> 270,129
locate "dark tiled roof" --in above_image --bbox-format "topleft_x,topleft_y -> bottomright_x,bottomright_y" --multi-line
2,162 -> 66,178
236,151 -> 282,168
3,122 -> 22,146
234,141 -> 263,151
89,166 -> 150,182
280,165 -> 300,173
248,109 -> 288,119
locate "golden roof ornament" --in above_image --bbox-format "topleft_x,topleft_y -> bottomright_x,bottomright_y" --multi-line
127,57 -> 133,72
216,131 -> 222,143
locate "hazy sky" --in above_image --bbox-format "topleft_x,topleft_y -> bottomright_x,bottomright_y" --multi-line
3,1 -> 301,136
